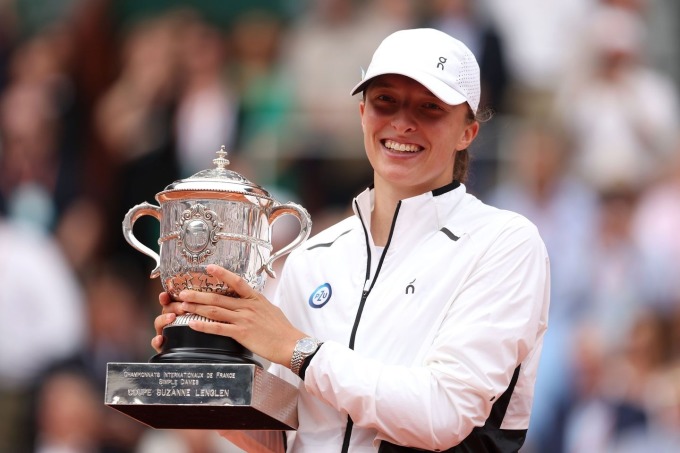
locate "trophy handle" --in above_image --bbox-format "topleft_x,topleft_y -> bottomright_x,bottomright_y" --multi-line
122,202 -> 162,279
263,202 -> 312,278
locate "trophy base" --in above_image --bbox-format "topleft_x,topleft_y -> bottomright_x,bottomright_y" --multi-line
105,362 -> 298,430
152,324 -> 262,366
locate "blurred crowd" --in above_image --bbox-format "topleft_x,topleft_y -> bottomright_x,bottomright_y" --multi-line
1,0 -> 679,452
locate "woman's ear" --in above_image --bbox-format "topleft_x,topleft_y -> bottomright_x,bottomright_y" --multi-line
359,100 -> 366,130
456,121 -> 480,151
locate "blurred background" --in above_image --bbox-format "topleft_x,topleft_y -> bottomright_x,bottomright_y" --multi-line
1,0 -> 679,452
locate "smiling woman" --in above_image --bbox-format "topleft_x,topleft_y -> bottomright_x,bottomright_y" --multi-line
152,28 -> 550,453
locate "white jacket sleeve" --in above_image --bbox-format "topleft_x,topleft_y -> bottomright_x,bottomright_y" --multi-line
303,220 -> 550,450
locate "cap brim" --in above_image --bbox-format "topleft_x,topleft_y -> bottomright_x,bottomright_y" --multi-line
350,69 -> 468,107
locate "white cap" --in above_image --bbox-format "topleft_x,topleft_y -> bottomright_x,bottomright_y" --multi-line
350,28 -> 481,113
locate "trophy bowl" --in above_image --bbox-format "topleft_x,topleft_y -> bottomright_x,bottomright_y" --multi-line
122,146 -> 312,364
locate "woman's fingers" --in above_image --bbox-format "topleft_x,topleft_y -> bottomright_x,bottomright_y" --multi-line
188,318 -> 241,338
151,334 -> 164,353
176,267 -> 257,314
206,264 -> 256,299
159,291 -> 187,315
154,312 -> 176,335
159,291 -> 172,306
151,312 -> 177,353
178,296 -> 240,325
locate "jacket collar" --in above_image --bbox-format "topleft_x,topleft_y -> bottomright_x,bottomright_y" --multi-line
353,181 -> 467,249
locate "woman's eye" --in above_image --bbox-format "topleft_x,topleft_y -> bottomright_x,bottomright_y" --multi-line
423,102 -> 443,111
376,94 -> 394,103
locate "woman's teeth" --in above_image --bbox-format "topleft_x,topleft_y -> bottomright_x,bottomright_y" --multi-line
384,139 -> 422,153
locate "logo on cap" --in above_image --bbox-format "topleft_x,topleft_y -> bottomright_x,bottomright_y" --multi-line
437,56 -> 447,70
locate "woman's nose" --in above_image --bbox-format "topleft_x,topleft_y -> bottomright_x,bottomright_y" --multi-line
390,108 -> 417,133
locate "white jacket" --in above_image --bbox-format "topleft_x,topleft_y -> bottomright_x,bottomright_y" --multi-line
268,182 -> 550,452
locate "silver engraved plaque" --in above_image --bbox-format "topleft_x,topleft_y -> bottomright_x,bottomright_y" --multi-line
105,363 -> 298,430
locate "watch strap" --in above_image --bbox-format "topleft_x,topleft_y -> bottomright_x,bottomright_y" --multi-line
291,337 -> 322,377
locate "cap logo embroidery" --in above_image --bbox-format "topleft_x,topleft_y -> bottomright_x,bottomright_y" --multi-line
437,56 -> 447,70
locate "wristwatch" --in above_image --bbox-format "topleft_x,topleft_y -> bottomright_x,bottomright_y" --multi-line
291,337 -> 323,377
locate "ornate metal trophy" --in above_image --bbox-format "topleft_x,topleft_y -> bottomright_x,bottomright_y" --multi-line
105,146 -> 311,430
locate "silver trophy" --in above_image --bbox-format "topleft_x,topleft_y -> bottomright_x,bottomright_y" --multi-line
105,146 -> 311,430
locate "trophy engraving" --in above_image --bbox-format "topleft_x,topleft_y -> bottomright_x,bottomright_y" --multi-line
177,203 -> 222,262
105,146 -> 311,429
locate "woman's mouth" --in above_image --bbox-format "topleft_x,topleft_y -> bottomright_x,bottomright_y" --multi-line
383,139 -> 423,153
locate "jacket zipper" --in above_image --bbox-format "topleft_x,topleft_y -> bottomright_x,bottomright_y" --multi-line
341,200 -> 402,453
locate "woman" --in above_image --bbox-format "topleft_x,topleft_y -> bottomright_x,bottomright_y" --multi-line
153,28 -> 550,452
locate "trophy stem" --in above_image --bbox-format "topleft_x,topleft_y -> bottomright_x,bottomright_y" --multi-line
152,324 -> 263,367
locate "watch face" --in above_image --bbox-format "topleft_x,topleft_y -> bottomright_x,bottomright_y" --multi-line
298,337 -> 318,354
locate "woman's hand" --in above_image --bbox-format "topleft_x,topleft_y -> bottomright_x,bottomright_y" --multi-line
151,291 -> 185,353
168,264 -> 307,368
